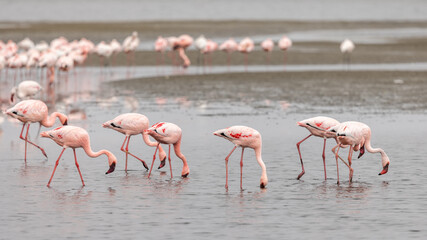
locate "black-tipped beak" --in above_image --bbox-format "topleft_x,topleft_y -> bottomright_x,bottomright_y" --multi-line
10,94 -> 14,103
106,162 -> 116,174
158,159 -> 166,169
63,119 -> 68,125
379,163 -> 389,175
260,183 -> 266,189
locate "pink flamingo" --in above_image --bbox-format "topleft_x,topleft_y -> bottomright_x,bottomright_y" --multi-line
213,126 -> 268,190
219,38 -> 238,67
296,116 -> 340,180
329,121 -> 390,184
202,39 -> 218,68
237,37 -> 254,71
175,34 -> 193,68
102,113 -> 167,172
5,99 -> 68,161
261,38 -> 274,64
340,38 -> 355,66
154,36 -> 168,66
145,122 -> 190,178
10,80 -> 42,103
122,31 -> 140,67
278,36 -> 292,69
41,126 -> 117,187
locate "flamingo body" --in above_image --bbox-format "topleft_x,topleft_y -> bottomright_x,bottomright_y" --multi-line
41,126 -> 117,186
261,38 -> 274,52
10,80 -> 42,103
145,122 -> 190,178
329,121 -> 390,184
213,126 -> 268,189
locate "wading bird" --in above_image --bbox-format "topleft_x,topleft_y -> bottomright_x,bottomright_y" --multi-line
102,113 -> 167,172
145,122 -> 190,178
5,100 -> 68,161
296,116 -> 340,180
10,80 -> 42,103
213,126 -> 268,190
41,125 -> 117,187
329,121 -> 390,184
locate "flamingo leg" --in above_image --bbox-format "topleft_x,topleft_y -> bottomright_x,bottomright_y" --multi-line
120,136 -> 129,172
18,123 -> 28,161
47,148 -> 66,187
240,147 -> 245,190
168,144 -> 173,178
322,138 -> 327,180
332,143 -> 341,184
73,149 -> 85,186
124,135 -> 149,170
348,147 -> 354,182
148,143 -> 160,178
24,123 -> 30,161
296,134 -> 312,179
225,146 -> 237,190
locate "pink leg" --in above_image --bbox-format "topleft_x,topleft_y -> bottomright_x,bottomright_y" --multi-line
240,148 -> 245,190
73,149 -> 85,186
332,144 -> 341,184
322,138 -> 327,180
148,143 -> 160,178
47,148 -> 66,187
120,136 -> 129,172
296,134 -> 312,179
348,147 -> 354,182
225,146 -> 237,190
123,135 -> 149,170
168,145 -> 173,178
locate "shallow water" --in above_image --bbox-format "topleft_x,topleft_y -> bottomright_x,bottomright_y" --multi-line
1,70 -> 427,239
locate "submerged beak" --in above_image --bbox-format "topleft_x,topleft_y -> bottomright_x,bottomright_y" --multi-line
379,163 -> 389,175
63,119 -> 68,125
106,162 -> 116,174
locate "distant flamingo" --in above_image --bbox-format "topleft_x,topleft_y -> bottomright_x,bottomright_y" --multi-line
329,121 -> 390,184
5,100 -> 68,161
202,39 -> 218,68
195,35 -> 207,66
102,113 -> 167,172
110,39 -> 122,66
340,38 -> 355,66
122,31 -> 140,66
219,38 -> 238,67
10,80 -> 42,103
237,37 -> 254,71
175,34 -> 193,68
296,116 -> 340,180
154,36 -> 168,66
41,125 -> 117,187
145,122 -> 190,178
213,126 -> 268,190
278,36 -> 292,69
261,38 -> 274,64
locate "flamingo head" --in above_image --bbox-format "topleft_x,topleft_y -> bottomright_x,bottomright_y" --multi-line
379,162 -> 389,175
10,87 -> 17,103
105,153 -> 117,174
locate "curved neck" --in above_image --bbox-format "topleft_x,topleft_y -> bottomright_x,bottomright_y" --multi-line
254,147 -> 268,181
142,133 -> 158,147
365,138 -> 389,166
41,112 -> 66,127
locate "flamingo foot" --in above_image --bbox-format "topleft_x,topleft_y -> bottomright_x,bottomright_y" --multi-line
41,149 -> 48,158
158,157 -> 166,169
105,162 -> 116,174
349,168 -> 354,182
297,170 -> 305,180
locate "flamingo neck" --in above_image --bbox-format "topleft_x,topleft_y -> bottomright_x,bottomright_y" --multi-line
41,112 -> 67,127
365,138 -> 390,166
142,133 -> 158,147
255,147 -> 268,185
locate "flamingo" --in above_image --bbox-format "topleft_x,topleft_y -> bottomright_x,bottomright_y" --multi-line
145,122 -> 190,178
329,121 -> 390,184
102,113 -> 167,172
175,34 -> 193,68
296,116 -> 340,180
195,35 -> 207,65
5,99 -> 68,161
340,38 -> 355,66
154,36 -> 168,66
10,80 -> 42,103
95,41 -> 113,67
110,39 -> 122,66
278,36 -> 292,69
18,37 -> 35,51
237,37 -> 254,71
41,125 -> 117,187
213,126 -> 268,190
202,39 -> 218,68
260,38 -> 274,64
219,38 -> 238,67
122,31 -> 140,66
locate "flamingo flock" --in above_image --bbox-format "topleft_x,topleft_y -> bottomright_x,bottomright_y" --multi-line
3,95 -> 389,189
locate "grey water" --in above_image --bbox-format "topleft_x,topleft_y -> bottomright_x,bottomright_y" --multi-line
1,0 -> 427,22
1,70 -> 427,239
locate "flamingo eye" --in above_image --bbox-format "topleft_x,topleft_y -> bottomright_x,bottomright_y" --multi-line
330,129 -> 336,133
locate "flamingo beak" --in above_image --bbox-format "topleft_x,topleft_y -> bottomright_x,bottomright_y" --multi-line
40,132 -> 49,138
63,119 -> 68,125
260,182 -> 266,189
10,93 -> 14,103
106,162 -> 116,174
379,163 -> 389,175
